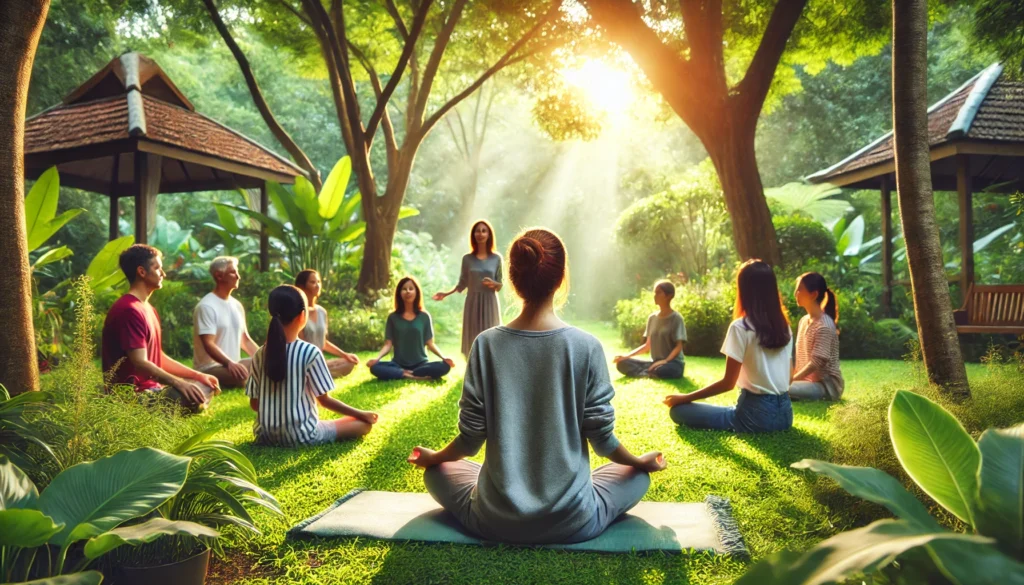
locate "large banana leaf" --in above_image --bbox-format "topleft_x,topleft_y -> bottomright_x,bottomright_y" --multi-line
318,156 -> 353,219
791,460 -> 939,531
837,215 -> 865,256
86,236 -> 134,291
976,424 -> 1024,558
0,455 -> 39,510
267,181 -> 312,235
38,448 -> 189,547
926,539 -> 1024,585
32,246 -> 75,272
0,509 -> 63,547
733,519 -> 991,585
293,176 -> 324,234
25,167 -> 85,252
214,204 -> 242,236
215,204 -> 287,241
889,391 -> 981,527
974,223 -> 1017,254
83,518 -> 218,560
764,182 -> 852,224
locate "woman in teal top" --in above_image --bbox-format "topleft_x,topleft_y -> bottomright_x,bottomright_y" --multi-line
369,276 -> 455,381
433,220 -> 503,356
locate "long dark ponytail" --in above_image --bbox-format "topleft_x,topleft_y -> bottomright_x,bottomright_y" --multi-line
734,259 -> 791,349
798,272 -> 839,323
265,285 -> 307,382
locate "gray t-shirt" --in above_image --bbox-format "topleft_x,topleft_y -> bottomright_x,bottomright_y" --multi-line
645,311 -> 687,363
299,305 -> 328,350
454,326 -> 621,543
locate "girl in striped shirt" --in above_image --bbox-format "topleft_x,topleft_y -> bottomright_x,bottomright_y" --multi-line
246,285 -> 378,446
789,272 -> 844,401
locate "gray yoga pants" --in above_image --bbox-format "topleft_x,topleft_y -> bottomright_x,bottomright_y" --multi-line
423,460 -> 650,544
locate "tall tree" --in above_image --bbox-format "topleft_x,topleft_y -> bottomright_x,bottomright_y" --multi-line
184,0 -> 565,293
891,0 -> 970,397
0,0 -> 50,394
580,0 -> 888,265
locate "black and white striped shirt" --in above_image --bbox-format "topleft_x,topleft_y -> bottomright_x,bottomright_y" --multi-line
246,340 -> 334,446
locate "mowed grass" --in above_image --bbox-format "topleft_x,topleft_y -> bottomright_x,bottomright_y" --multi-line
197,321 -> 988,585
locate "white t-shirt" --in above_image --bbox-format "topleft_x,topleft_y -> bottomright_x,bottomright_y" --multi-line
721,317 -> 793,396
193,292 -> 248,371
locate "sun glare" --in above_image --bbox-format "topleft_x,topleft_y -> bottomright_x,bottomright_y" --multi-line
561,59 -> 635,116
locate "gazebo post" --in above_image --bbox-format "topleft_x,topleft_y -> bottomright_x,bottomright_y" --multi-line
109,196 -> 119,241
957,155 -> 974,296
880,174 -> 894,316
259,183 -> 269,272
133,153 -> 162,244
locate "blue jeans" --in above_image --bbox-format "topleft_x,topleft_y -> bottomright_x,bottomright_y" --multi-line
616,358 -> 684,379
670,389 -> 792,433
370,359 -> 451,381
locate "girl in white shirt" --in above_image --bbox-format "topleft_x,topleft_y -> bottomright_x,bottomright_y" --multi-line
663,260 -> 794,433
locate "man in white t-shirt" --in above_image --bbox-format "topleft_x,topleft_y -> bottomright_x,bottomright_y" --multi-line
192,256 -> 259,388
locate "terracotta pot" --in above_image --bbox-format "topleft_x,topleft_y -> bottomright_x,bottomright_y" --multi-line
114,547 -> 210,585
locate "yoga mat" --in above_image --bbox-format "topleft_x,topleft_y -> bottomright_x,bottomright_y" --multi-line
288,489 -> 747,555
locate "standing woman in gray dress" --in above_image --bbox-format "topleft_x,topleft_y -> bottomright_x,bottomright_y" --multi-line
433,220 -> 503,356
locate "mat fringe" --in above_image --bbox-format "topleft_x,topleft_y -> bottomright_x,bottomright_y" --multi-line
704,495 -> 748,558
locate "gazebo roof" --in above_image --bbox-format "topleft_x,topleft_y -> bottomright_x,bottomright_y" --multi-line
24,53 -> 304,194
807,63 -> 1024,192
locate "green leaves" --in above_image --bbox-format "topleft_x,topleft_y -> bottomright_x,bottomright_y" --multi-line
889,390 -> 981,526
318,156 -> 353,219
86,236 -> 134,292
83,518 -> 218,560
0,455 -> 39,510
734,519 -> 991,585
25,167 -> 85,253
976,425 -> 1024,558
791,460 -> 940,531
16,572 -> 105,585
38,448 -> 190,547
0,509 -> 63,548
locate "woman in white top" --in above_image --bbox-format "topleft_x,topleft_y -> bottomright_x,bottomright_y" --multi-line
664,260 -> 793,433
789,272 -> 844,401
295,269 -> 360,378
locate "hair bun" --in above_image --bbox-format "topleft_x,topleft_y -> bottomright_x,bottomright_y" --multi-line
513,237 -> 545,267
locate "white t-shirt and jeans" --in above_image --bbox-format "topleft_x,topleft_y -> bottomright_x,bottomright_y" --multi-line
669,318 -> 794,433
193,293 -> 251,380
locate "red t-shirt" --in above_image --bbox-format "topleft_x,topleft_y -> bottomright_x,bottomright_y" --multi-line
102,294 -> 164,391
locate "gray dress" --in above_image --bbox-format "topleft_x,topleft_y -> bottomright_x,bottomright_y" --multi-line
456,253 -> 503,356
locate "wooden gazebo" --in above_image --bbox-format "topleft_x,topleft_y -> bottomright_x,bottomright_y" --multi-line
807,63 -> 1024,333
23,53 -> 305,270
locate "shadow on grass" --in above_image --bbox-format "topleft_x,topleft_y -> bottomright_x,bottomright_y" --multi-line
673,422 -> 830,477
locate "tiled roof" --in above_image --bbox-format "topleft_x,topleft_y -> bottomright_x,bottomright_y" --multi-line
808,64 -> 1024,183
24,53 -> 303,181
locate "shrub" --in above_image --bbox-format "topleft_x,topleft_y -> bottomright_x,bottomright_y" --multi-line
326,301 -> 392,352
773,214 -> 835,272
614,276 -> 734,357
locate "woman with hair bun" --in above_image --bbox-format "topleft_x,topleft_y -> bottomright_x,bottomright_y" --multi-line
245,285 -> 377,447
409,228 -> 666,544
433,220 -> 503,356
789,272 -> 844,401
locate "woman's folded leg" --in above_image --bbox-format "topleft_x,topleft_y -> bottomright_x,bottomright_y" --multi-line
370,361 -> 405,381
616,358 -> 653,377
669,402 -> 736,430
563,463 -> 651,543
412,360 -> 451,379
424,460 -> 481,532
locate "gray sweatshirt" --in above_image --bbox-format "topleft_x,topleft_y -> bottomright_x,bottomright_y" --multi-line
454,325 -> 621,542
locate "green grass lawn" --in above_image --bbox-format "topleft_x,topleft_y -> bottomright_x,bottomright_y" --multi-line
197,321 -> 989,585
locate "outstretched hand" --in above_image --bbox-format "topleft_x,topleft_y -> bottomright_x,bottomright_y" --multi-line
431,292 -> 446,301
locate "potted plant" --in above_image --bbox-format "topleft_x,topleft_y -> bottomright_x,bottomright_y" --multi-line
104,431 -> 284,585
0,449 -> 216,583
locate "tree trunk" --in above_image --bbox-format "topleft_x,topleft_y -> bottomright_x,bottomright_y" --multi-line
356,152 -> 415,294
702,121 -> 781,266
0,0 -> 49,394
892,0 -> 970,398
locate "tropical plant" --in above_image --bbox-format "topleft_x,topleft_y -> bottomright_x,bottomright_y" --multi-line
0,385 -> 59,474
765,182 -> 853,225
107,430 -> 284,567
25,167 -> 84,275
736,390 -> 1024,585
216,157 -> 418,285
0,450 -> 216,581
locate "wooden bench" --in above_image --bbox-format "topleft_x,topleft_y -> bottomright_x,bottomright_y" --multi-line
954,284 -> 1024,334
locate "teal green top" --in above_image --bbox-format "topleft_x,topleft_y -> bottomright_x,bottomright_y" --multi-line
385,311 -> 434,367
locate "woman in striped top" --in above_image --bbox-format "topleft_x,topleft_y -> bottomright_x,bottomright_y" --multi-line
246,286 -> 378,446
789,272 -> 844,401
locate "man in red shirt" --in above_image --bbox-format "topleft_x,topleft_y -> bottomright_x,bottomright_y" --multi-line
102,244 -> 220,408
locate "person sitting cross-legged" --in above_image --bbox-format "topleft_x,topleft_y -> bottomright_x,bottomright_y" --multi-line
367,276 -> 454,381
614,280 -> 687,380
102,244 -> 220,410
192,256 -> 260,389
408,228 -> 667,545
